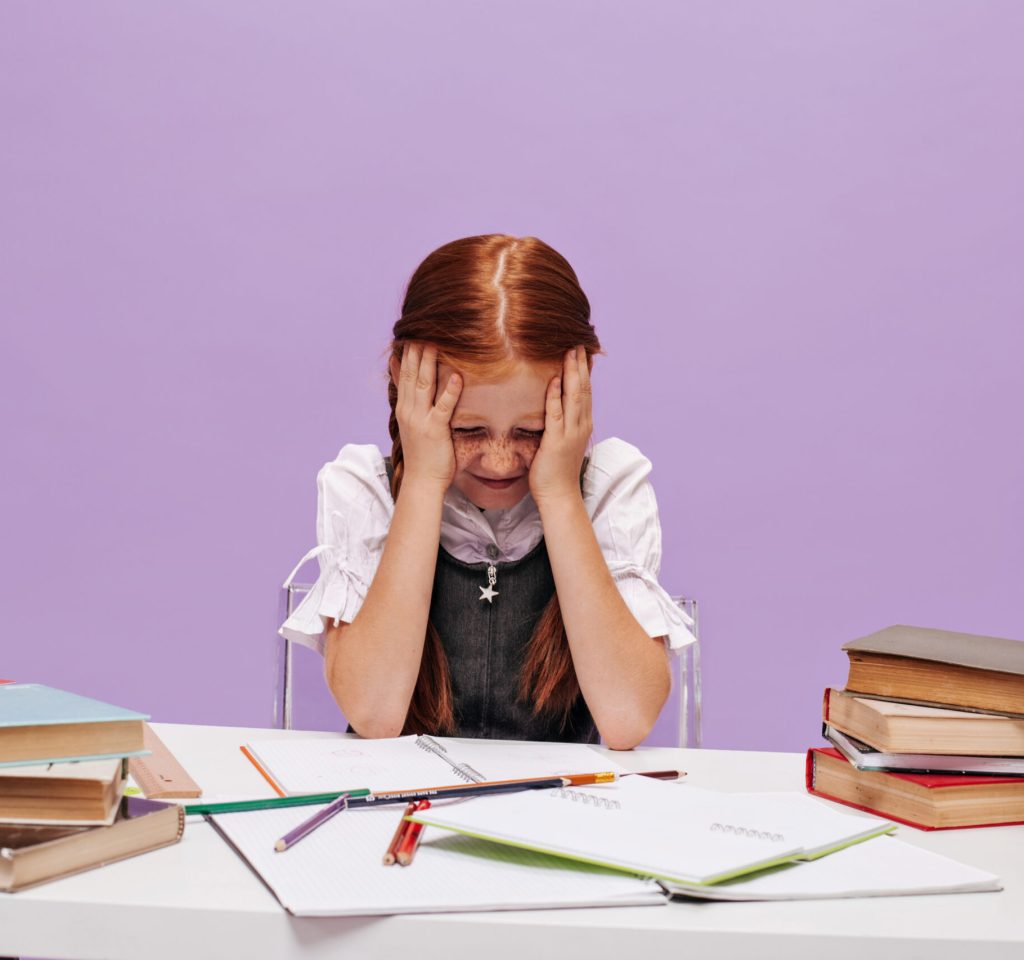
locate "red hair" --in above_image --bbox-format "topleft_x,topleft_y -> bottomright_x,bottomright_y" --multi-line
388,235 -> 602,735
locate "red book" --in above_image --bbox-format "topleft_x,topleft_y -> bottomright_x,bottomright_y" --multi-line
806,747 -> 1024,830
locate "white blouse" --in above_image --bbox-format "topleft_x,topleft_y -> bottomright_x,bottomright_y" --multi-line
279,437 -> 696,656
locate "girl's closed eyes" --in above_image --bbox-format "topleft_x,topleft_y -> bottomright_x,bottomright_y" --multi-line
451,428 -> 544,438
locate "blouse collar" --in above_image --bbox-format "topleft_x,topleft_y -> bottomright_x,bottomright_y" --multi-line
440,486 -> 543,565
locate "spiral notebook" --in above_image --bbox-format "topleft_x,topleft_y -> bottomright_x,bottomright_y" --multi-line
242,733 -> 631,795
411,777 -> 896,886
664,834 -> 1001,900
210,801 -> 666,916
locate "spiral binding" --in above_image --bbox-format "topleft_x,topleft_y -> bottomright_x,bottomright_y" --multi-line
709,822 -> 785,842
414,735 -> 485,783
551,787 -> 621,810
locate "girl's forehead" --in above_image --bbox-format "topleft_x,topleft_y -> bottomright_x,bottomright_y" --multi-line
440,360 -> 560,423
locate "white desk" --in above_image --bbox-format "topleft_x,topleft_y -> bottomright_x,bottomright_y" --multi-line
1,723 -> 1021,960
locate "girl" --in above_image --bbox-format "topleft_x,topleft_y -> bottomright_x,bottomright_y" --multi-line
281,235 -> 694,749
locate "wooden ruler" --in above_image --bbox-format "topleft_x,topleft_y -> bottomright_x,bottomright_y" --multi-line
128,723 -> 202,799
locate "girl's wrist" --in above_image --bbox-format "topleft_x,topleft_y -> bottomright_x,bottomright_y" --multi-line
533,485 -> 585,513
397,472 -> 450,502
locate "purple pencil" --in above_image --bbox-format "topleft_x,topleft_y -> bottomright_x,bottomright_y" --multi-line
274,792 -> 351,852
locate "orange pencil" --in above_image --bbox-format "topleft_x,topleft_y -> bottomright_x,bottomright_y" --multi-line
240,745 -> 286,797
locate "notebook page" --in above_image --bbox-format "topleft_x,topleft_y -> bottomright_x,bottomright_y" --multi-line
245,735 -> 632,795
665,835 -> 1002,900
423,736 -> 632,782
210,803 -> 665,916
245,736 -> 457,794
413,777 -> 806,885
708,791 -> 894,857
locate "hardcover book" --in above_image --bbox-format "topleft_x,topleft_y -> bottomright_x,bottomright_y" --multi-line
822,687 -> 1024,756
806,747 -> 1024,830
823,724 -> 1024,777
0,758 -> 125,825
0,796 -> 184,891
842,625 -> 1024,717
0,683 -> 148,767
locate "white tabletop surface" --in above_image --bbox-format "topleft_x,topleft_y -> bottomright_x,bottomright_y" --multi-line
1,722 -> 1022,960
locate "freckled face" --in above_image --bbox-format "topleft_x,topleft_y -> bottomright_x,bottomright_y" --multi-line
437,360 -> 560,509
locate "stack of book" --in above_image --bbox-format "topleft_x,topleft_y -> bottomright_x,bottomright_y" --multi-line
807,625 -> 1024,829
0,682 -> 185,891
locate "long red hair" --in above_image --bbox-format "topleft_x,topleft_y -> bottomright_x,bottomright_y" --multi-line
388,234 -> 602,735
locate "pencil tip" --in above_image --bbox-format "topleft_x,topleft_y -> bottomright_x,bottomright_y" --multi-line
274,840 -> 287,852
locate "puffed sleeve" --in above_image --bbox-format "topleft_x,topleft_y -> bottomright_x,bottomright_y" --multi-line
278,444 -> 394,656
584,438 -> 697,653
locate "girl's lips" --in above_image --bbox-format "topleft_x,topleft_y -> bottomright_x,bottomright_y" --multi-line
472,474 -> 525,489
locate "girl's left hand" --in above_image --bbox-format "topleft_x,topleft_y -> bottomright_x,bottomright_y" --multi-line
529,346 -> 593,504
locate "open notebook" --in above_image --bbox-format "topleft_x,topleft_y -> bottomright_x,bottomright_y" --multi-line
666,834 -> 1001,900
411,778 -> 896,886
210,803 -> 665,916
243,733 -> 632,794
212,734 -> 663,915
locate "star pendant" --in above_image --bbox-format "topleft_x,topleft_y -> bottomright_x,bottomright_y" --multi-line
478,584 -> 499,603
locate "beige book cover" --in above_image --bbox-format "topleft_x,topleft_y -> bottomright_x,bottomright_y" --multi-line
842,625 -> 1024,676
0,796 -> 184,891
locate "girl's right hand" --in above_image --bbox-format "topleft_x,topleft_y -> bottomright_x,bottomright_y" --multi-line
393,342 -> 462,490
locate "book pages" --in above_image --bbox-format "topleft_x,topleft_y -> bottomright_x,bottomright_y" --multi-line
414,779 -> 894,885
665,835 -> 1001,900
210,803 -> 665,916
245,734 -> 628,795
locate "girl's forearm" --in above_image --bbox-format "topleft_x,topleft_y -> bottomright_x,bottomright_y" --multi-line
324,478 -> 447,737
536,492 -> 671,749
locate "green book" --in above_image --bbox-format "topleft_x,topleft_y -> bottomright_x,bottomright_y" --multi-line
0,683 -> 148,767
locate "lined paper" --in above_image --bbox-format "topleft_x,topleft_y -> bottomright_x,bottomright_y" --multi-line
244,735 -> 628,795
414,778 -> 896,885
666,835 -> 1002,900
211,803 -> 665,916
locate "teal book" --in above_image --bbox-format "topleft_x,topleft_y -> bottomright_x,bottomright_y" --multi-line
0,683 -> 149,767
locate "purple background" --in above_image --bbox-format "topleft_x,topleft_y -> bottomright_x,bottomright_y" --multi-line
3,1 -> 1022,751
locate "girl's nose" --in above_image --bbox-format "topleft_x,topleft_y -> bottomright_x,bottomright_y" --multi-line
479,440 -> 520,475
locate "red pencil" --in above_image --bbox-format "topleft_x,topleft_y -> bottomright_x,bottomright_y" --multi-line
395,800 -> 431,866
382,802 -> 418,866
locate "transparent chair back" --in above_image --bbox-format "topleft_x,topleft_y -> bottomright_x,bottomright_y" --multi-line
277,585 -> 700,748
671,596 -> 702,748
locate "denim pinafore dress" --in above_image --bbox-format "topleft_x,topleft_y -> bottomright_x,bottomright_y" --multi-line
429,541 -> 598,743
386,460 -> 598,744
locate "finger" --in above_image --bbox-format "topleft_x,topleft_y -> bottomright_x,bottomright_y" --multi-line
544,375 -> 564,432
432,372 -> 462,422
576,345 -> 591,394
574,346 -> 592,437
396,342 -> 421,415
563,347 -> 583,426
399,342 -> 421,387
414,343 -> 438,409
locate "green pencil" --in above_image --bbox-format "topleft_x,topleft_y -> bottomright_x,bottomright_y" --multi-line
185,788 -> 371,816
